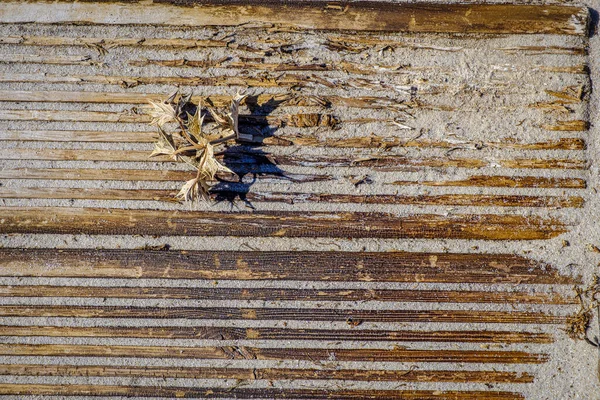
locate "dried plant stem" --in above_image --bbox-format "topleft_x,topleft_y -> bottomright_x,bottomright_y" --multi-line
144,91 -> 246,203
210,133 -> 237,145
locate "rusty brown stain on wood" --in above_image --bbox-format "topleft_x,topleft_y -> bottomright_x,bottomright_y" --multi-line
0,305 -> 564,324
0,249 -> 578,284
0,383 -> 525,399
0,187 -> 584,208
0,2 -> 588,35
0,364 -> 534,383
0,285 -> 572,304
391,175 -> 587,189
0,343 -> 549,364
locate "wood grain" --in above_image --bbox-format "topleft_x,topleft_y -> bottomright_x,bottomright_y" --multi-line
0,187 -> 584,208
0,207 -> 570,240
390,175 -> 587,189
0,168 -> 584,189
0,148 -> 586,171
0,129 -> 586,151
0,285 -> 573,305
0,249 -> 578,284
0,325 -> 554,343
0,343 -> 549,363
0,2 -> 588,35
0,168 -> 331,184
0,305 -> 564,324
0,384 -> 525,399
0,364 -> 534,383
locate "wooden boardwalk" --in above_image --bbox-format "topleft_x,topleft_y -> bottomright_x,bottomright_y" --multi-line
0,1 -> 594,398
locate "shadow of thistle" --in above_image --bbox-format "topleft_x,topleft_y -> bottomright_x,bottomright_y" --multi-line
210,95 -> 288,209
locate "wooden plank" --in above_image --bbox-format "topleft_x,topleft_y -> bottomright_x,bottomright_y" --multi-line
0,325 -> 553,344
0,71 -> 585,92
0,249 -> 578,284
0,207 -> 569,240
0,364 -> 534,383
0,343 -> 549,364
264,136 -> 586,151
0,168 -> 583,189
0,110 -> 339,128
0,168 -> 331,184
0,384 -> 525,399
0,130 -> 157,143
541,120 -> 590,131
0,285 -> 572,305
0,325 -> 554,343
0,305 -> 563,324
391,175 -> 587,189
0,54 -> 99,65
0,36 -> 229,48
0,90 -> 450,109
0,2 -> 587,35
0,129 -> 586,151
0,89 -> 583,111
0,34 -> 585,54
0,187 -> 584,208
0,148 -> 586,170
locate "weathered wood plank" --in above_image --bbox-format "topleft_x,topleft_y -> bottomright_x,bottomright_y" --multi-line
0,168 -> 330,184
0,305 -> 563,324
0,187 -> 584,208
0,2 -> 588,35
0,54 -> 99,65
0,285 -> 572,304
0,384 -> 525,399
0,130 -> 157,143
0,249 -> 578,284
0,325 -> 554,343
0,129 -> 586,151
0,71 -> 586,92
541,120 -> 590,131
0,168 -> 583,189
0,89 -> 585,112
391,175 -> 587,189
0,148 -> 586,170
0,343 -> 549,364
0,364 -> 534,383
0,110 -> 339,128
0,207 -> 569,240
264,136 -> 586,151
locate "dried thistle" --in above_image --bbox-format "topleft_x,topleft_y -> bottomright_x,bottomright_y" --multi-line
144,91 -> 247,203
566,275 -> 600,342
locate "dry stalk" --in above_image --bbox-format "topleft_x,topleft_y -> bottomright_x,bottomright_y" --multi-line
566,275 -> 600,341
144,91 -> 247,203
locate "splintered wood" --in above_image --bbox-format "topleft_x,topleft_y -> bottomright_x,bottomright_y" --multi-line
0,1 -> 592,399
